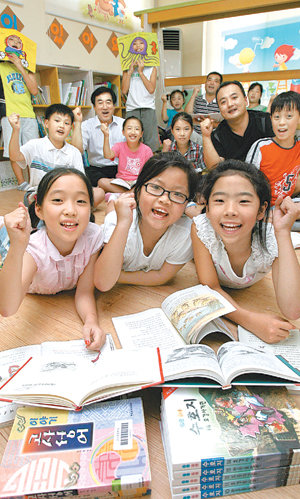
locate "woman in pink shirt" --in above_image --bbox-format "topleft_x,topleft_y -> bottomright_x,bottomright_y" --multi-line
97,117 -> 153,202
0,168 -> 105,351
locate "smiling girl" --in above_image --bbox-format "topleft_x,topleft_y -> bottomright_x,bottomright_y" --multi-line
94,152 -> 197,289
0,168 -> 106,350
192,160 -> 300,343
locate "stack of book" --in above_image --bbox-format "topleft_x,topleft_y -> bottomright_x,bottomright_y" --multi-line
31,85 -> 50,105
0,397 -> 151,498
62,80 -> 87,106
161,385 -> 300,498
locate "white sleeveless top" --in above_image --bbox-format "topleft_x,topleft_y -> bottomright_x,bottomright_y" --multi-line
193,214 -> 278,289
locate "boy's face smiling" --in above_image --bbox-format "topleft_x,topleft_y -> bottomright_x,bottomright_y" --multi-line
45,113 -> 73,148
271,105 -> 300,148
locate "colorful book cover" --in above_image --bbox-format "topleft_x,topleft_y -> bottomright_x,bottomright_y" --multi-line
0,29 -> 36,73
0,397 -> 151,498
161,386 -> 300,472
117,32 -> 160,71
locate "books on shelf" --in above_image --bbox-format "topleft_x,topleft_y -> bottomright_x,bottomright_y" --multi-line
0,397 -> 151,498
36,114 -> 47,137
31,86 -> 49,105
161,385 -> 300,497
112,285 -> 300,388
0,339 -> 163,411
65,80 -> 87,106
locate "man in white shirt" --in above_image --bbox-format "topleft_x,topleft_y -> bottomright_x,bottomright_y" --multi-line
72,87 -> 124,186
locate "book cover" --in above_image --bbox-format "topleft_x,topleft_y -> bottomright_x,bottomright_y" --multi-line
161,386 -> 300,472
0,397 -> 151,498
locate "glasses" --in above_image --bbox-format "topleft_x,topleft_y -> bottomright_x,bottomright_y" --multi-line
144,183 -> 188,204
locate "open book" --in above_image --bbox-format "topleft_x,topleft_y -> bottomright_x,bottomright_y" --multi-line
113,285 -> 236,347
110,178 -> 136,190
0,340 -> 163,411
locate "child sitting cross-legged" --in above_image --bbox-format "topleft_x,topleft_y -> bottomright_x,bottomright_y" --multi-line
96,116 -> 153,203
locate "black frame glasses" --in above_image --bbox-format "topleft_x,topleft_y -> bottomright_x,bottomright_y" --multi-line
144,183 -> 188,204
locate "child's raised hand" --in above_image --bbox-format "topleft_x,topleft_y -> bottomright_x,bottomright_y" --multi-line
192,86 -> 200,96
100,123 -> 109,136
8,113 -> 20,130
162,138 -> 172,152
250,311 -> 293,343
161,94 -> 167,103
4,202 -> 31,248
115,192 -> 136,226
273,196 -> 300,234
137,57 -> 144,74
72,107 -> 83,123
83,322 -> 106,351
6,52 -> 22,71
200,118 -> 213,137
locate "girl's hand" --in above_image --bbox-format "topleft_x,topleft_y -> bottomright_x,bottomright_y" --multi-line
137,57 -> 144,74
273,196 -> 300,234
83,322 -> 106,351
4,202 -> 31,248
100,123 -> 109,136
200,118 -> 213,137
72,107 -> 83,123
114,192 -> 136,226
8,113 -> 20,130
162,138 -> 172,152
192,87 -> 200,95
161,94 -> 167,102
250,311 -> 293,343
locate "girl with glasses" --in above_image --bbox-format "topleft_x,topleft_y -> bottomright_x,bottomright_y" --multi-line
94,152 -> 197,289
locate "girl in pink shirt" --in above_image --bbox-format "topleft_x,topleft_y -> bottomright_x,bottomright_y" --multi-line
0,168 -> 105,351
97,117 -> 153,202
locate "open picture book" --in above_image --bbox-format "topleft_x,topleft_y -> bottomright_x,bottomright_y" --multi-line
0,339 -> 163,411
112,285 -> 300,388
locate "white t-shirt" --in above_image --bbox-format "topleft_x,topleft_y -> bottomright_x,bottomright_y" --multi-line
19,136 -> 84,188
103,210 -> 193,272
193,214 -> 278,289
126,67 -> 156,111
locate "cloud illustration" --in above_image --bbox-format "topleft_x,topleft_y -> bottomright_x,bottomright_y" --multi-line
229,53 -> 241,66
291,47 -> 300,60
223,38 -> 238,50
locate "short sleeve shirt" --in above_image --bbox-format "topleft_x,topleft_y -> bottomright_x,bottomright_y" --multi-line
112,142 -> 153,181
19,136 -> 84,188
212,110 -> 274,160
26,223 -> 104,294
103,210 -> 193,272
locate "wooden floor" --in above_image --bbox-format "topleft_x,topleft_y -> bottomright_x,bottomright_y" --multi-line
1,189 -> 300,498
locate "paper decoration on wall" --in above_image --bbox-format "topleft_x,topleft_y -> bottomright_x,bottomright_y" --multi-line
47,18 -> 69,49
107,31 -> 118,58
117,32 -> 160,71
0,5 -> 24,32
79,25 -> 98,54
0,28 -> 36,72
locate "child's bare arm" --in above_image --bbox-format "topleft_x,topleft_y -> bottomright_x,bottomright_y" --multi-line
121,62 -> 135,94
100,123 -> 115,159
137,61 -> 156,94
191,223 -> 293,343
0,204 -> 36,316
272,196 -> 300,320
75,253 -> 106,351
71,107 -> 84,153
118,262 -> 185,286
200,118 -> 223,168
7,53 -> 38,95
161,94 -> 168,122
8,114 -> 25,163
94,193 -> 135,292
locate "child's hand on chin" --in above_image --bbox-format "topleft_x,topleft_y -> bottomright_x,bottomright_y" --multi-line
251,311 -> 294,344
83,322 -> 106,351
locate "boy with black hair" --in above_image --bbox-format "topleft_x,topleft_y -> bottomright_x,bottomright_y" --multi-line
8,103 -> 84,201
246,91 -> 300,205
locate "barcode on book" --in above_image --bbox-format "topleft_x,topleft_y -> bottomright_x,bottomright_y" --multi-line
114,419 -> 133,450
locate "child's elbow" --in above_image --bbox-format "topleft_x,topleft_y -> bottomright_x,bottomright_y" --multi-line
284,307 -> 300,321
94,277 -> 114,293
0,304 -> 18,317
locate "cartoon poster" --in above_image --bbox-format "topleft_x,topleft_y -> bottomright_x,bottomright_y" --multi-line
45,0 -> 144,33
0,28 -> 36,72
222,18 -> 300,74
117,32 -> 160,71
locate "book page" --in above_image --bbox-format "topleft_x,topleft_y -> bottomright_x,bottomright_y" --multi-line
160,344 -> 224,385
112,308 -> 185,350
110,178 -> 132,189
238,326 -> 300,369
161,285 -> 235,344
217,342 -> 300,386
